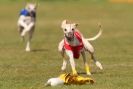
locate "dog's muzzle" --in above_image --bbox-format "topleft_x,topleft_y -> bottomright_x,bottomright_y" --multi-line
65,32 -> 74,41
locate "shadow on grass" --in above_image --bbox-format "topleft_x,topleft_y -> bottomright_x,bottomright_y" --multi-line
31,48 -> 49,52
78,71 -> 103,75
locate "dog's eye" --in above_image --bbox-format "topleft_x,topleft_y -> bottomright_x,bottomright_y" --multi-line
72,28 -> 74,31
64,29 -> 67,31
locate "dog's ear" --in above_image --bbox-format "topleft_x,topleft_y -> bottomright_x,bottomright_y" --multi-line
61,20 -> 68,29
73,23 -> 78,27
25,3 -> 29,8
34,2 -> 38,8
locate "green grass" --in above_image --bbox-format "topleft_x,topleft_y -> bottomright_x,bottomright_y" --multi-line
0,0 -> 133,89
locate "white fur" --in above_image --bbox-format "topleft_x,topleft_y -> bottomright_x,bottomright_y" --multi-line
45,78 -> 64,86
18,3 -> 37,52
58,20 -> 103,75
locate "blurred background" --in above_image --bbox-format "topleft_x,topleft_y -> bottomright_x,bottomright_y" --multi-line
0,0 -> 132,89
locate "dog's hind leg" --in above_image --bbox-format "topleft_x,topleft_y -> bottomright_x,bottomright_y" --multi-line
83,39 -> 103,70
91,54 -> 103,70
25,27 -> 34,52
61,58 -> 67,71
81,51 -> 91,75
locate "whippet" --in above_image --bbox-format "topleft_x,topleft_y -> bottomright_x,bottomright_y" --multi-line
17,3 -> 37,52
58,20 -> 103,75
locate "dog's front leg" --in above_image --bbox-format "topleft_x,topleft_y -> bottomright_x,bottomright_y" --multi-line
21,22 -> 35,37
66,50 -> 77,75
81,51 -> 91,75
58,40 -> 68,71
26,41 -> 30,52
18,16 -> 28,32
25,27 -> 34,52
60,50 -> 67,71
18,17 -> 28,40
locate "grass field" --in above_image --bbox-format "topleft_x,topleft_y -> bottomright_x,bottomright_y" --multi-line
0,0 -> 133,89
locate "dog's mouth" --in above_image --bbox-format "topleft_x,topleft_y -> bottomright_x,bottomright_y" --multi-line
65,33 -> 74,41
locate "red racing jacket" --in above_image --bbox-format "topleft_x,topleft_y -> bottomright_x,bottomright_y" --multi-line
64,31 -> 84,59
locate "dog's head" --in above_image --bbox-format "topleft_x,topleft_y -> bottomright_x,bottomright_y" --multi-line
25,3 -> 37,12
61,20 -> 78,40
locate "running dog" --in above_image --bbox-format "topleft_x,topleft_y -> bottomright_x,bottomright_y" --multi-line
17,3 -> 37,52
58,20 -> 103,75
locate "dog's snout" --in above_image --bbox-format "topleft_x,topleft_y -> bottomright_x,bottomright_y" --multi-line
68,32 -> 73,37
68,32 -> 72,34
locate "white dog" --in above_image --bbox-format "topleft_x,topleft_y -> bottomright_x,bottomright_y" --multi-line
58,20 -> 103,75
17,3 -> 37,52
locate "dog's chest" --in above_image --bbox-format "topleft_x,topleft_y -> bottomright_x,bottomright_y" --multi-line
24,17 -> 35,24
68,36 -> 81,46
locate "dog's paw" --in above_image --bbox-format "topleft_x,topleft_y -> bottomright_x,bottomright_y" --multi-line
86,72 -> 91,76
61,65 -> 66,71
25,47 -> 31,52
72,70 -> 78,75
96,61 -> 103,70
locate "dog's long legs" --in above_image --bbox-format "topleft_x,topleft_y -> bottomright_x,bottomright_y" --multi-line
58,40 -> 68,71
62,58 -> 67,71
81,51 -> 91,75
21,22 -> 34,37
26,41 -> 30,52
61,50 -> 67,71
91,54 -> 103,70
83,39 -> 103,70
25,27 -> 34,52
18,20 -> 28,41
66,50 -> 77,75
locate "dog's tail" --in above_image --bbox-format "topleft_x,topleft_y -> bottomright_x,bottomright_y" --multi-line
86,23 -> 103,41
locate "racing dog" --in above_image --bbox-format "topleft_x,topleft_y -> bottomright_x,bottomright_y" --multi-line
58,20 -> 103,75
17,3 -> 37,52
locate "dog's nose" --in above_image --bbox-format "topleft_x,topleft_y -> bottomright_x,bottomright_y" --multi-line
68,32 -> 73,37
68,32 -> 72,34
